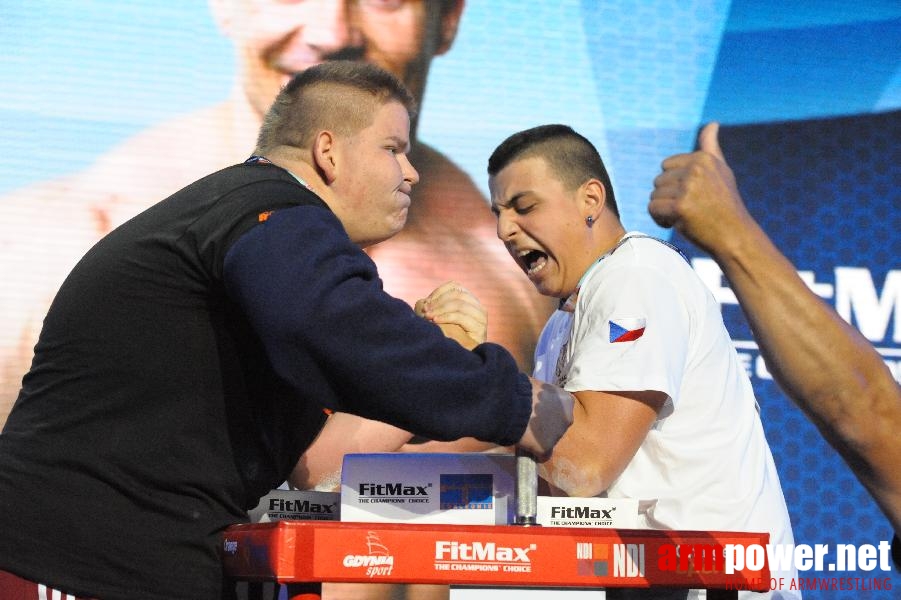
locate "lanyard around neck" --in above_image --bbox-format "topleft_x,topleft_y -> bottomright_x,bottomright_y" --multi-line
244,155 -> 313,191
559,234 -> 688,313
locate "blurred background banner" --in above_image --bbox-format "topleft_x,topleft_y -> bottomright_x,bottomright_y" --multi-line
2,2 -> 899,596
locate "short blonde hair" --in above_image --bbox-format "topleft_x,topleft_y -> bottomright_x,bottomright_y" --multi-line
255,61 -> 417,154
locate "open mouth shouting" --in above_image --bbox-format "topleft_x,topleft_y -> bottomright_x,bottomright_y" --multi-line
518,248 -> 549,277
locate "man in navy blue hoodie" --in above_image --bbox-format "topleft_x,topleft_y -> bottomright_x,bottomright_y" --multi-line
0,61 -> 574,600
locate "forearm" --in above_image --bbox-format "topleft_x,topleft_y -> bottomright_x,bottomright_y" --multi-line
290,413 -> 414,491
715,222 -> 901,528
538,390 -> 661,497
652,122 -> 901,531
717,222 -> 892,425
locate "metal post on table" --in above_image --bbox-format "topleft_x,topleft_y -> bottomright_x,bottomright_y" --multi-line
514,448 -> 538,526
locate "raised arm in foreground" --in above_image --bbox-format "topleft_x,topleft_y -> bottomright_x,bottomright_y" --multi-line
649,122 -> 901,532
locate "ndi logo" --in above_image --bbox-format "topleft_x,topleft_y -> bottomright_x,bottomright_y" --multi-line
576,542 -> 645,578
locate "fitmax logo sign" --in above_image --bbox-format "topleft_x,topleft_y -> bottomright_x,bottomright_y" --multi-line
551,506 -> 616,520
435,541 -> 535,562
358,483 -> 430,497
267,498 -> 335,514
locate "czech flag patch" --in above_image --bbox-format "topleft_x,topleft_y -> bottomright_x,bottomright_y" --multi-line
609,318 -> 646,343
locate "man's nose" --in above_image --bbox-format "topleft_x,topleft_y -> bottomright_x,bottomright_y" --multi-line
496,210 -> 517,241
305,0 -> 360,53
402,155 -> 420,187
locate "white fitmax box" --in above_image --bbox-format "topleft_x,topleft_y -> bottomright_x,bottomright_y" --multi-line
536,495 -> 638,528
248,488 -> 341,523
340,453 -> 516,525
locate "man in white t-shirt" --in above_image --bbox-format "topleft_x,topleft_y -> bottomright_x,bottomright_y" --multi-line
487,124 -> 799,599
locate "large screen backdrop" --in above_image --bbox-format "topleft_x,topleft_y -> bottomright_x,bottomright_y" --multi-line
2,2 -> 899,597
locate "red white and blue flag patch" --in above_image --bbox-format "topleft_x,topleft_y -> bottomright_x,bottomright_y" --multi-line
609,318 -> 646,343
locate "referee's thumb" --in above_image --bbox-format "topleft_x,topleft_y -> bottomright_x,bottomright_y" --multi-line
699,122 -> 725,162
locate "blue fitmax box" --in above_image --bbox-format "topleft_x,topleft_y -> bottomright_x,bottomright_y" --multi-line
340,453 -> 516,525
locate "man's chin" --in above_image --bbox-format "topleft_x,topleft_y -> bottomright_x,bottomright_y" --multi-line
393,212 -> 409,234
530,277 -> 563,300
362,224 -> 406,249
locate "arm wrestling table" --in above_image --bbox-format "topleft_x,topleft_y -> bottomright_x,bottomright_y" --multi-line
222,452 -> 771,598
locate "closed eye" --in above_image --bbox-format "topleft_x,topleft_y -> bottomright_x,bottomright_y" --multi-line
493,193 -> 537,216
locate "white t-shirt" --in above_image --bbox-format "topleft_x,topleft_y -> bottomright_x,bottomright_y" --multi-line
533,233 -> 800,599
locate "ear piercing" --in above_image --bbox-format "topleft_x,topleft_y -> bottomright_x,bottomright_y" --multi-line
586,215 -> 594,227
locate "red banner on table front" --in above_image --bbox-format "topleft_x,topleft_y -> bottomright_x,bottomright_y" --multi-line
222,521 -> 771,591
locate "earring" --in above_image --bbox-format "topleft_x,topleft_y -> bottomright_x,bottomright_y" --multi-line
586,215 -> 594,227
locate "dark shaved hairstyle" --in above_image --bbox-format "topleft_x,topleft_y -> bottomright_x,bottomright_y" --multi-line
255,61 -> 417,154
487,124 -> 619,218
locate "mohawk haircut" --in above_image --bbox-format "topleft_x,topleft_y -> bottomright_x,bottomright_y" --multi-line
255,61 -> 417,154
488,124 -> 618,218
